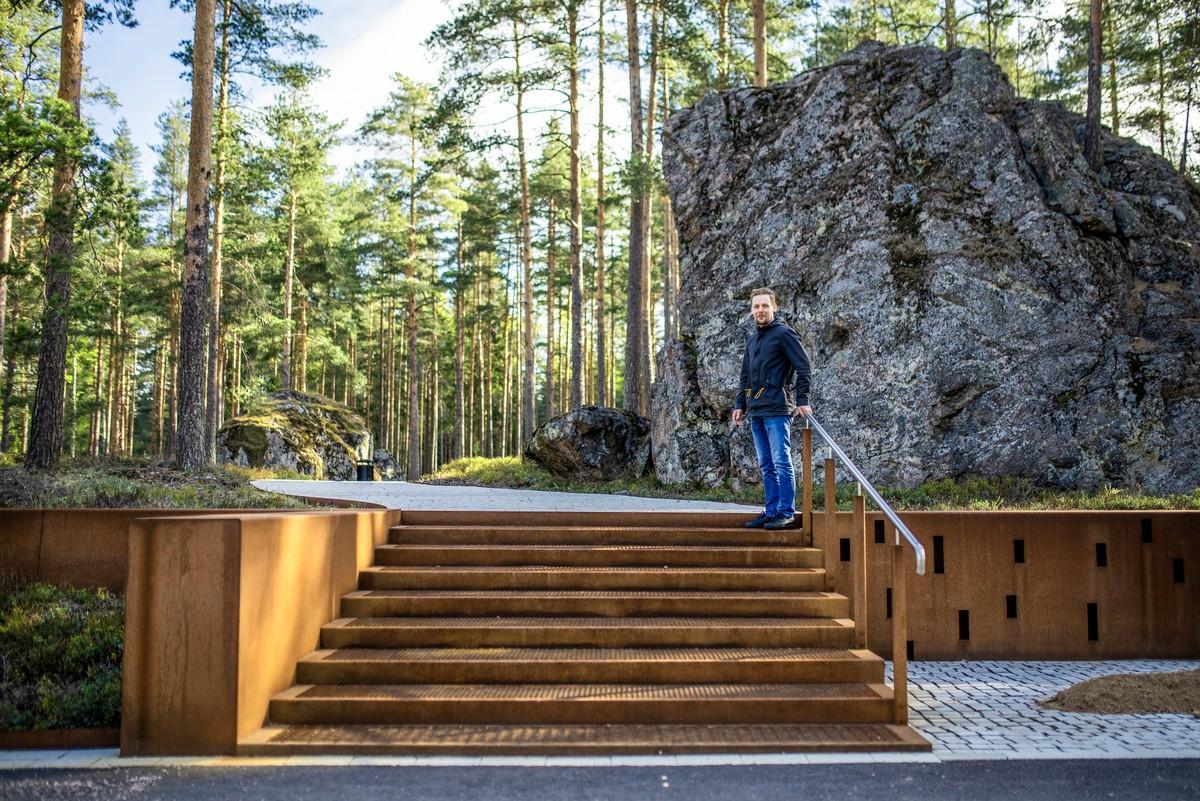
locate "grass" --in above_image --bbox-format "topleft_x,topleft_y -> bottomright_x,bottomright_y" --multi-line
424,457 -> 1200,511
0,578 -> 123,731
0,455 -> 326,510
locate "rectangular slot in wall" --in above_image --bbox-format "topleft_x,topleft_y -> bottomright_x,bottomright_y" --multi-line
933,535 -> 945,574
1174,559 -> 1185,583
958,609 -> 970,641
1014,539 -> 1025,564
1006,594 -> 1018,619
886,587 -> 893,619
1095,542 -> 1108,568
1141,518 -> 1153,543
875,519 -> 885,544
839,538 -> 851,562
906,640 -> 914,660
1087,602 -> 1099,641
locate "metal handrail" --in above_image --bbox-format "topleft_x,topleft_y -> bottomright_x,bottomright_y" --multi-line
803,413 -> 927,576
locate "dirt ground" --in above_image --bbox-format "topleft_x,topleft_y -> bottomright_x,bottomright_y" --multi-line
1040,668 -> 1200,715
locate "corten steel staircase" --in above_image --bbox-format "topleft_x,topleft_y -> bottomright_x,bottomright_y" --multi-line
241,419 -> 930,755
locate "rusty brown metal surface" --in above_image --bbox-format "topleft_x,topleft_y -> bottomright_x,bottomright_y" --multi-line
816,510 -> 1200,659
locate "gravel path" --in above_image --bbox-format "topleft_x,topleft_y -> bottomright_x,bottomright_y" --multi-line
251,479 -> 760,513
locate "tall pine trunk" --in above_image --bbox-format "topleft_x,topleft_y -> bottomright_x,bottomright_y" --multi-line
623,0 -> 647,415
205,0 -> 233,463
515,18 -> 535,445
752,0 -> 766,87
405,134 -> 420,480
453,224 -> 465,461
281,187 -> 296,389
26,0 -> 84,470
595,0 -> 608,407
546,199 -> 557,420
1084,0 -> 1104,172
567,0 -> 584,410
174,0 -> 216,470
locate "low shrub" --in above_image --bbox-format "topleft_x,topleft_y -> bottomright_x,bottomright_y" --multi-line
0,579 -> 124,731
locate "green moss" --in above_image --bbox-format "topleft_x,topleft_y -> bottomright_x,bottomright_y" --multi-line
0,579 -> 124,731
0,457 -> 318,509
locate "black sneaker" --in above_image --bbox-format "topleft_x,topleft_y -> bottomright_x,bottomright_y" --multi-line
743,513 -> 772,528
764,515 -> 797,530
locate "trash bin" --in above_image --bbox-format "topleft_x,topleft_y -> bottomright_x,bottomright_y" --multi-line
355,460 -> 375,481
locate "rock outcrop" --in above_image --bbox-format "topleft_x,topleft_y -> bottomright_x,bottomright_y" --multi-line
525,406 -> 652,481
218,390 -> 382,480
655,42 -> 1200,492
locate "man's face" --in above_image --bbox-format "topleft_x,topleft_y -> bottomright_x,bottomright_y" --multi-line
751,294 -> 776,326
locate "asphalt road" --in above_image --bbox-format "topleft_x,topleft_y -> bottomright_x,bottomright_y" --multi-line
1,760 -> 1197,801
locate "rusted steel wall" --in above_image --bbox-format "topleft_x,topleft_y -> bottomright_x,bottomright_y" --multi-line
0,497 -> 383,591
815,511 -> 1199,659
119,509 -> 400,755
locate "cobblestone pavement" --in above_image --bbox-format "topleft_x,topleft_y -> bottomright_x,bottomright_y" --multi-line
897,659 -> 1200,760
1,661 -> 1196,769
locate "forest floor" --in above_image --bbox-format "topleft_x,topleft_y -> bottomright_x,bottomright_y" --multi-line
422,457 -> 1200,511
0,457 -> 321,509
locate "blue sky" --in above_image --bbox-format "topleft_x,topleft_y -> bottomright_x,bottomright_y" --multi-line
85,0 -> 451,183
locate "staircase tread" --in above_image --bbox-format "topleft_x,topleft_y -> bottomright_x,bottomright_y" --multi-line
236,724 -> 926,753
348,590 -> 841,598
327,616 -> 853,629
363,566 -> 824,573
281,683 -> 891,701
303,647 -> 876,663
378,544 -> 819,552
390,525 -> 754,532
240,722 -> 930,753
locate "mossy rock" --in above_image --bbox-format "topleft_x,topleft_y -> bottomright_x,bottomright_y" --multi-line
217,390 -> 374,480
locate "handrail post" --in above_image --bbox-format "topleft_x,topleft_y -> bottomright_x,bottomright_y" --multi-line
822,458 -> 835,556
801,426 -> 813,546
891,539 -> 909,724
852,493 -> 868,649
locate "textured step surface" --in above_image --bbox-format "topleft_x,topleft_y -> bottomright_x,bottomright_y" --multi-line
341,590 -> 850,618
269,683 -> 895,725
320,616 -> 858,649
389,525 -> 801,547
374,543 -> 823,568
240,722 -> 931,755
357,565 -> 828,591
396,510 -> 755,528
296,647 -> 883,684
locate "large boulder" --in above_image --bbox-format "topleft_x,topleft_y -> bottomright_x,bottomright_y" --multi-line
218,389 -> 383,480
525,406 -> 652,481
657,41 -> 1200,492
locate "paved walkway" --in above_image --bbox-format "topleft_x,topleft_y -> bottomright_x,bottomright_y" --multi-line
901,659 -> 1200,760
250,479 -> 759,512
2,660 -> 1196,769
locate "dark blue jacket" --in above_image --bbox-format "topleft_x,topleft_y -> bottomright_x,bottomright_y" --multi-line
732,318 -> 811,417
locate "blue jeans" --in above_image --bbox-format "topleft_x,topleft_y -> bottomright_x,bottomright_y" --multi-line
750,415 -> 795,519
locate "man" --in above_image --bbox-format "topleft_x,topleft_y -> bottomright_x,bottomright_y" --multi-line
732,287 -> 812,530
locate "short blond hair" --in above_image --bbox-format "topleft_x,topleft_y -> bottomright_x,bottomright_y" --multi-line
749,287 -> 777,307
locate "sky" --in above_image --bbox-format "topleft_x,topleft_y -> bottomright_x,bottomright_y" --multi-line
85,0 -> 454,185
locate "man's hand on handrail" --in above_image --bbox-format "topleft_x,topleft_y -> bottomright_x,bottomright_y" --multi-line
791,405 -> 812,417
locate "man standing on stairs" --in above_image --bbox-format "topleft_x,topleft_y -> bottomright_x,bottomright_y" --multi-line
732,287 -> 812,531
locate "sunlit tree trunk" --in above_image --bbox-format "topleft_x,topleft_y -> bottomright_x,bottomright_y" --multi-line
512,18 -> 536,445
205,0 -> 233,463
26,0 -> 84,470
595,0 -> 608,407
753,0 -> 766,86
1084,0 -> 1104,171
624,0 -> 647,416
